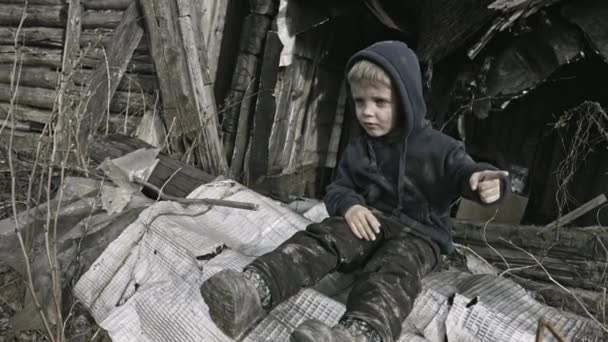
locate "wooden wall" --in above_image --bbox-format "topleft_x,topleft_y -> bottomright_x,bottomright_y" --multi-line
0,0 -> 155,151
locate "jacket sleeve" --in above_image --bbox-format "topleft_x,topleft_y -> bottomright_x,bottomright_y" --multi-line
324,144 -> 366,217
444,143 -> 510,204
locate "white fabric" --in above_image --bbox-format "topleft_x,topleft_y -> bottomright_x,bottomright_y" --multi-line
74,180 -> 603,342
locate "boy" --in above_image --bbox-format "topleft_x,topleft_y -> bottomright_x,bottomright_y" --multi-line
201,41 -> 509,342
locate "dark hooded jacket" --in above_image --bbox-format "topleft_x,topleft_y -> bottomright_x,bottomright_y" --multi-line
324,41 -> 507,254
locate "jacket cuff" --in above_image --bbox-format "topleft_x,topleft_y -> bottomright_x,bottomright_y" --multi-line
337,196 -> 365,216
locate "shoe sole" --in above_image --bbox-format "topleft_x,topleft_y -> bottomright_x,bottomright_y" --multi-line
201,271 -> 265,341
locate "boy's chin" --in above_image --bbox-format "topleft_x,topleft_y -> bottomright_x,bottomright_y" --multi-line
364,129 -> 390,138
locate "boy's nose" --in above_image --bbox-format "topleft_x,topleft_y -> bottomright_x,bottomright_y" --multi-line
362,103 -> 374,116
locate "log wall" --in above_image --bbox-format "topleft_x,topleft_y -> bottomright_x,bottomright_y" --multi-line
0,0 -> 230,156
0,0 -> 157,152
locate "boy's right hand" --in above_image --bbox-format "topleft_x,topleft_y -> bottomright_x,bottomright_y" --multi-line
344,205 -> 381,241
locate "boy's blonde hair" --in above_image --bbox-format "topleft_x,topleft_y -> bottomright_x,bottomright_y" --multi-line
347,60 -> 391,87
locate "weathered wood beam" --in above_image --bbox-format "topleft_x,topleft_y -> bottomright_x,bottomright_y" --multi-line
249,0 -> 277,16
0,4 -> 66,27
139,0 -> 228,176
0,83 -> 149,114
197,0 -> 229,82
545,194 -> 607,228
77,1 -> 143,147
0,0 -> 64,4
0,102 -> 52,123
466,245 -> 607,291
0,27 -> 148,51
0,65 -> 156,93
452,220 -> 608,262
244,31 -> 281,185
0,101 -> 138,129
221,13 -> 271,162
81,0 -> 131,10
0,45 -> 155,74
0,5 -> 122,30
89,134 -> 215,198
81,10 -> 125,29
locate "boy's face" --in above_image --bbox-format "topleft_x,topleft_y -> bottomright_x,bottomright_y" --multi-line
350,81 -> 397,138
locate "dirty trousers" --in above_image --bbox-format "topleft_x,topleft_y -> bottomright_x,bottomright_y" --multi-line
247,216 -> 440,342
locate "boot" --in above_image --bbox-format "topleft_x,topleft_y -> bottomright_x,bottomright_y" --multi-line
290,319 -> 373,342
200,269 -> 265,340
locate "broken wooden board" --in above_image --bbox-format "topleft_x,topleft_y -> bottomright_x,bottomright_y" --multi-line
77,2 -> 144,147
139,0 -> 228,176
90,134 -> 214,198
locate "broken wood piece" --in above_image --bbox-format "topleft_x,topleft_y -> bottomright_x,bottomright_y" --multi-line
452,219 -> 608,262
139,0 -> 228,176
535,319 -> 566,342
132,177 -> 259,211
545,194 -> 607,228
77,1 -> 144,148
90,134 -> 215,198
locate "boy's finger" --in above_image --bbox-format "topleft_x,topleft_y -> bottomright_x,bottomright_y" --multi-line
354,219 -> 370,241
479,170 -> 509,181
480,186 -> 500,198
482,194 -> 500,203
478,178 -> 500,190
360,221 -> 376,241
347,221 -> 362,239
365,213 -> 381,234
469,172 -> 480,191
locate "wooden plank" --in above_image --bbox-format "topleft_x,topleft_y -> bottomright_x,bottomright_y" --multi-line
325,82 -> 347,168
77,2 -> 143,145
466,244 -> 607,290
242,31 -> 282,185
0,102 -> 52,123
294,67 -> 343,171
0,0 -> 63,4
267,57 -> 316,172
0,45 -> 155,74
452,219 -> 608,262
0,83 -> 150,114
81,0 -> 131,10
249,0 -> 277,16
89,134 -> 215,198
0,27 -> 65,47
197,0 -> 229,82
221,14 -> 270,161
139,0 -> 228,176
0,4 -> 66,27
55,0 -> 80,153
0,27 -> 148,51
0,65 -> 156,92
82,9 -> 125,29
545,194 -> 607,228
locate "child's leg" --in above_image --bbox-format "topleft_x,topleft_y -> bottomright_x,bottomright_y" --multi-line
341,233 -> 439,342
247,216 -> 383,308
202,216 -> 382,339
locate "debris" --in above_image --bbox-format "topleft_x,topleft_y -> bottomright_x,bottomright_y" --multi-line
71,182 -> 604,341
545,194 -> 607,228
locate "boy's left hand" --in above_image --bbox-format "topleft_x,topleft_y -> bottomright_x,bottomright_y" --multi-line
469,170 -> 509,204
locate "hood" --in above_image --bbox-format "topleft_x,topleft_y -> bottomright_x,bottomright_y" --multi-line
345,40 -> 429,138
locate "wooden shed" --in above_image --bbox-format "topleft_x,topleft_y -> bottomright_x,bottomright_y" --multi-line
1,0 -> 607,225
